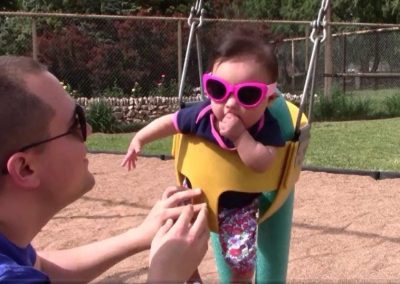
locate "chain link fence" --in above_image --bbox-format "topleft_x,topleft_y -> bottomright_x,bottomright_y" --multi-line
281,25 -> 400,95
1,12 -> 400,98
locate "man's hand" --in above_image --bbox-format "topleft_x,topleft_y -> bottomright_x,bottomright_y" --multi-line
136,187 -> 205,249
148,205 -> 209,282
218,113 -> 246,142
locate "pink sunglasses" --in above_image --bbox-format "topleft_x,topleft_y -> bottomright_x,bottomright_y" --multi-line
202,73 -> 277,108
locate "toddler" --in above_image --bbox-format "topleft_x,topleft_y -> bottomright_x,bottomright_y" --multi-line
122,29 -> 284,282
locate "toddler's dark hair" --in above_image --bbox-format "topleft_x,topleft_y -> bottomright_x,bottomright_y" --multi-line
210,28 -> 278,82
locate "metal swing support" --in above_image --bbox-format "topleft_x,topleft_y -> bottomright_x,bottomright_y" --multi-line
295,0 -> 330,136
288,0 -> 330,175
177,0 -> 206,108
178,0 -> 330,130
175,0 -> 330,172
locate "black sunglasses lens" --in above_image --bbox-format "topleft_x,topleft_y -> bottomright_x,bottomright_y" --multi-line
205,79 -> 226,100
76,105 -> 87,141
237,86 -> 263,106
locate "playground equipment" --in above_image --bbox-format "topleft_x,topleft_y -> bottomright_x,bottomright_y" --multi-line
172,0 -> 330,281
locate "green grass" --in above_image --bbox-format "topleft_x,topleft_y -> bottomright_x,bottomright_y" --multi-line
87,133 -> 172,155
305,117 -> 400,171
87,117 -> 400,171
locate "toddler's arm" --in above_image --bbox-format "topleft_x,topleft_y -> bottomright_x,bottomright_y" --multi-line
219,113 -> 277,172
234,131 -> 277,172
121,114 -> 177,170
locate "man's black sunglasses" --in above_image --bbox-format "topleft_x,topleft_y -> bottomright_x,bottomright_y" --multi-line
1,104 -> 87,175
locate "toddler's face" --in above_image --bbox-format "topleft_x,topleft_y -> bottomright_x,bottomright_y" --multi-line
210,57 -> 274,129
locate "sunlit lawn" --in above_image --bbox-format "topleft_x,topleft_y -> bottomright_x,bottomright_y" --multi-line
87,117 -> 400,171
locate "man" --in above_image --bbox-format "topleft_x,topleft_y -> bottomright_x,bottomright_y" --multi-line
0,55 -> 209,282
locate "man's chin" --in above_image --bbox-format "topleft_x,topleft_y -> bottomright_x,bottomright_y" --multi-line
82,173 -> 96,194
87,174 -> 96,191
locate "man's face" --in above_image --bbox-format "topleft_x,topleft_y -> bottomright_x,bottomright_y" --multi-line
24,71 -> 95,210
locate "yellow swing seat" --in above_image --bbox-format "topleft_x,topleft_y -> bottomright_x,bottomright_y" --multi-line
172,100 -> 309,232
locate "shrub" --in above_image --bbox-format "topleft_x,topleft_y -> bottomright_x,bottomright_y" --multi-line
383,93 -> 400,117
115,121 -> 148,133
313,89 -> 344,121
345,96 -> 374,120
61,81 -> 80,98
312,89 -> 374,121
103,81 -> 125,98
86,101 -> 119,133
149,76 -> 179,97
131,82 -> 144,97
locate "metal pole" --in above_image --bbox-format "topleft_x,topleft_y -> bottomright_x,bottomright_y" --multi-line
178,22 -> 196,104
304,27 -> 310,108
177,20 -> 183,87
295,38 -> 321,133
305,26 -> 310,74
342,34 -> 347,94
291,40 -> 295,92
32,17 -> 38,61
178,1 -> 204,105
295,0 -> 330,135
307,43 -> 321,124
323,1 -> 332,99
195,33 -> 205,99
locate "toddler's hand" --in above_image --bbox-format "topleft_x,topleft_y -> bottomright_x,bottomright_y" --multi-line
218,113 -> 246,142
121,139 -> 141,170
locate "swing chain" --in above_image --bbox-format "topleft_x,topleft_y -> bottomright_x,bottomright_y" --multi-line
188,0 -> 205,29
178,0 -> 206,105
294,0 -> 330,137
310,0 -> 330,43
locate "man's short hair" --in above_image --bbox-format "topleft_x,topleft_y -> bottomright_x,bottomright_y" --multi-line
0,56 -> 55,170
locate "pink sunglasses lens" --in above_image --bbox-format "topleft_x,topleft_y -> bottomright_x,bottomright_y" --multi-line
205,79 -> 226,100
237,86 -> 263,106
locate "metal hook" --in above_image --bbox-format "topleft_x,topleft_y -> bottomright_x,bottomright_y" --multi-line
197,8 -> 205,28
309,0 -> 329,43
194,0 -> 203,16
188,1 -> 204,28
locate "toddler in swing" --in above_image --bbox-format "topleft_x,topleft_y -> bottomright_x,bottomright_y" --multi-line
122,28 -> 284,282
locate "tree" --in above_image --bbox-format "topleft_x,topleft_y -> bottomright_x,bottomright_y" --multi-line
235,0 -> 400,24
208,0 -> 400,36
0,0 -> 18,11
14,0 -> 190,15
333,0 -> 400,23
0,17 -> 32,56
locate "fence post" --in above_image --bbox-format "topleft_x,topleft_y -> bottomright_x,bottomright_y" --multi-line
373,31 -> 379,90
305,26 -> 310,75
32,17 -> 38,61
304,26 -> 311,109
291,39 -> 295,92
324,2 -> 333,99
177,19 -> 182,86
342,34 -> 347,94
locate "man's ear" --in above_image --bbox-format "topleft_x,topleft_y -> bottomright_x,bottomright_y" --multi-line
6,153 -> 40,188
